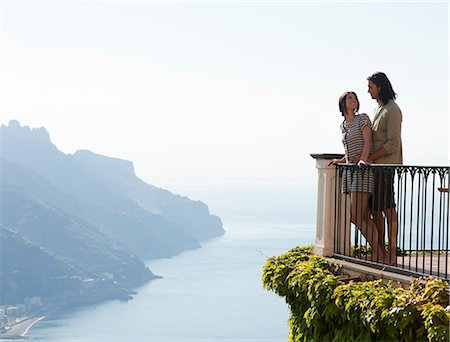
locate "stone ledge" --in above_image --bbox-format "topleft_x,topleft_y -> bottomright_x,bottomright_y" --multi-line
327,257 -> 414,285
310,153 -> 344,160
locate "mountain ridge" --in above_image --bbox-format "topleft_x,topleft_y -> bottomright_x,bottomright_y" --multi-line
0,120 -> 224,308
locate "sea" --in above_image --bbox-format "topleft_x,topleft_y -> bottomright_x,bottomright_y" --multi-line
27,181 -> 316,342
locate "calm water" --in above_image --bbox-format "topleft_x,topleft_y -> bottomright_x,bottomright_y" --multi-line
28,182 -> 316,341
27,221 -> 314,342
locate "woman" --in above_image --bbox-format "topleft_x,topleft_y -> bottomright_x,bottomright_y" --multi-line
331,91 -> 384,261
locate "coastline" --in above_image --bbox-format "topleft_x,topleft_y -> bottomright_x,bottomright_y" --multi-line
0,316 -> 45,340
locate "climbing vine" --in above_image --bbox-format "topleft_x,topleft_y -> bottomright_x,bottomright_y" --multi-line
262,246 -> 449,341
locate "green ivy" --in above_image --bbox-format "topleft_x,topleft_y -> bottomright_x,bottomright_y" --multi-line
262,246 -> 450,342
353,244 -> 372,257
352,244 -> 407,257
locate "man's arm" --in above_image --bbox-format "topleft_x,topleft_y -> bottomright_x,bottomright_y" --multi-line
368,147 -> 388,162
368,107 -> 402,162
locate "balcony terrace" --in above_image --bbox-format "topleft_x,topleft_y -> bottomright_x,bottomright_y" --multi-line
311,154 -> 449,283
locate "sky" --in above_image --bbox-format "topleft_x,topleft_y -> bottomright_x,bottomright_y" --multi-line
0,1 -> 448,199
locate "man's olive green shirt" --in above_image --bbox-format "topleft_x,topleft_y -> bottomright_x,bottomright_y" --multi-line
372,99 -> 403,164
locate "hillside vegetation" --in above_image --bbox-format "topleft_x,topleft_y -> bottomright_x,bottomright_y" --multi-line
262,246 -> 449,341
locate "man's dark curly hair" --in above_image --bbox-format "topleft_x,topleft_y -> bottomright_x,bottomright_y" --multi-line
367,72 -> 397,105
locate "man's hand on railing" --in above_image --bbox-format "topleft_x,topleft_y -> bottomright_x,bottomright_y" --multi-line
357,160 -> 369,166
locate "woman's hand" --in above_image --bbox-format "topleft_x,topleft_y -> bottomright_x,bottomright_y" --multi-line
357,159 -> 369,166
328,157 -> 345,166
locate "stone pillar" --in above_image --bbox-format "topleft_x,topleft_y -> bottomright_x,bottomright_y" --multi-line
310,154 -> 350,257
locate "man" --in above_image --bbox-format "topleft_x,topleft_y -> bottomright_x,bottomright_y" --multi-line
367,72 -> 403,265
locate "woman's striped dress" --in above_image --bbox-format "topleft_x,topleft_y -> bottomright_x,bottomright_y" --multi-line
341,113 -> 374,193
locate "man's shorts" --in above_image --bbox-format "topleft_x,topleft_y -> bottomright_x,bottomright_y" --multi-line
369,169 -> 396,211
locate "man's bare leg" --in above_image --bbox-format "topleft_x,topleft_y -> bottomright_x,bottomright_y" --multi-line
384,208 -> 398,265
372,211 -> 386,263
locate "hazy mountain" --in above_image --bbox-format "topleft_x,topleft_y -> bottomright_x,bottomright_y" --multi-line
0,120 -> 224,255
73,149 -> 224,240
0,158 -> 200,259
1,181 -> 157,287
0,120 -> 224,307
0,225 -> 135,305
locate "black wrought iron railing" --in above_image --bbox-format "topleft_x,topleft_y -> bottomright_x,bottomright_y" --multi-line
334,164 -> 449,280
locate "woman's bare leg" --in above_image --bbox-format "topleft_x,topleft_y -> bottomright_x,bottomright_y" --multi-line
350,192 -> 384,262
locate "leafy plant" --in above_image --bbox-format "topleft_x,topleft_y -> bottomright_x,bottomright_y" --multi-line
262,246 -> 450,341
352,243 -> 407,257
353,244 -> 372,257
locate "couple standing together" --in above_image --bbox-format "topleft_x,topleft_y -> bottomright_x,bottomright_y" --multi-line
331,72 -> 403,264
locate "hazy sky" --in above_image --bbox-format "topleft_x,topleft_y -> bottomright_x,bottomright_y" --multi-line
1,1 -> 448,192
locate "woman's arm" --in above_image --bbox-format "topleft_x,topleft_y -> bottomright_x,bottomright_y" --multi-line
360,125 -> 372,163
328,156 -> 347,166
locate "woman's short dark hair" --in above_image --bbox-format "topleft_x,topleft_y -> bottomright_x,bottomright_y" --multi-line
367,72 -> 397,105
338,91 -> 359,116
